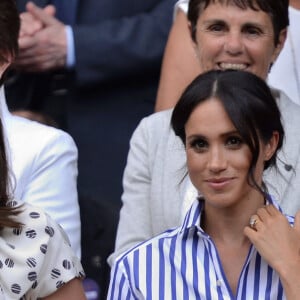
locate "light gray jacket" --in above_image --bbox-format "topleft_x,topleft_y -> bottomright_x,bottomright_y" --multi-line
108,88 -> 300,265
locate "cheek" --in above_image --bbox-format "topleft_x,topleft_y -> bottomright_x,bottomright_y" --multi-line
195,37 -> 219,66
251,43 -> 276,74
186,152 -> 206,178
234,148 -> 250,164
232,150 -> 252,178
187,153 -> 207,191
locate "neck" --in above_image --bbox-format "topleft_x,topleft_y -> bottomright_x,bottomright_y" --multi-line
290,0 -> 300,10
203,210 -> 249,244
202,193 -> 265,243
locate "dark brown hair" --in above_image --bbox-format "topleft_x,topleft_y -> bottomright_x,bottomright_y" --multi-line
171,69 -> 284,195
188,0 -> 289,46
0,120 -> 23,229
0,0 -> 20,86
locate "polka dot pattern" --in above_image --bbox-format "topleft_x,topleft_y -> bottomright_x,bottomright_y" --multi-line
0,202 -> 85,298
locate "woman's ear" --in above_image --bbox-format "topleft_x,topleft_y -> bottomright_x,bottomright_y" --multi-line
264,131 -> 280,161
271,29 -> 287,64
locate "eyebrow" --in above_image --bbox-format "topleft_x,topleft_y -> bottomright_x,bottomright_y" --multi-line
201,19 -> 267,29
186,130 -> 240,141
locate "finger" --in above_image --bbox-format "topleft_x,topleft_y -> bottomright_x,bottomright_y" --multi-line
44,4 -> 56,17
20,18 -> 43,36
294,210 -> 300,232
26,2 -> 59,26
18,36 -> 36,50
244,225 -> 257,242
256,206 -> 269,221
14,56 -> 45,71
265,204 -> 280,216
249,214 -> 261,231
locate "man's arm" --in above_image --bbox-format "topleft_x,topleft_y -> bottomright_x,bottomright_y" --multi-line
73,0 -> 176,86
15,0 -> 177,87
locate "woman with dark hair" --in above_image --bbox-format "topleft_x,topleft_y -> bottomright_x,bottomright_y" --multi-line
108,70 -> 300,299
0,0 -> 86,298
0,0 -> 82,258
0,117 -> 86,298
109,0 -> 300,266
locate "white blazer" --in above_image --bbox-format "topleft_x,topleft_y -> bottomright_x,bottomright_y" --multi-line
108,88 -> 300,265
0,87 -> 81,257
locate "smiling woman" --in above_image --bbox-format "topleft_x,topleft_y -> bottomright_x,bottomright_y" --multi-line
107,70 -> 300,299
172,69 -> 283,205
155,0 -> 288,110
108,0 -> 300,270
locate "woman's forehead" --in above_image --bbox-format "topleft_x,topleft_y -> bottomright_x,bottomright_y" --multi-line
200,0 -> 263,12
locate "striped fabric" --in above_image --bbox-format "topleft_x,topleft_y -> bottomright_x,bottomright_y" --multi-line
108,196 -> 293,299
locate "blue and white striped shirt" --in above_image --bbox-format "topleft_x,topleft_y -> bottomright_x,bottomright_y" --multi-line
108,196 -> 294,299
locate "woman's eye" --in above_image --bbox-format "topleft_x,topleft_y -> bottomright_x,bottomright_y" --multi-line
207,23 -> 225,33
226,136 -> 243,148
190,139 -> 208,151
244,26 -> 262,37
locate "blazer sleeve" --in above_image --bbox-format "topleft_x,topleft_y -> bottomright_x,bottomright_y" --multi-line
73,0 -> 176,86
107,116 -> 154,266
16,127 -> 81,258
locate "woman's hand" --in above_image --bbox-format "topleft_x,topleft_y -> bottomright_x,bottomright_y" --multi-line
244,205 -> 300,299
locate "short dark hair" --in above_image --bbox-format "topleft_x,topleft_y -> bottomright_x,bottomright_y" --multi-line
171,69 -> 284,194
188,0 -> 289,46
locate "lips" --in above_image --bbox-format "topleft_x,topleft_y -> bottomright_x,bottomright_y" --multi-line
218,62 -> 248,70
205,177 -> 234,190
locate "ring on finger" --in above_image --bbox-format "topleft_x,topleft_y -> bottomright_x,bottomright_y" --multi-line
249,216 -> 258,230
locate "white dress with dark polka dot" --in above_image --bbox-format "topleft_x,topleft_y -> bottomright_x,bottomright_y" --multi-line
0,201 -> 85,299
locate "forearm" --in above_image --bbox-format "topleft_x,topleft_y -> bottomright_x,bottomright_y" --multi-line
73,0 -> 175,86
278,263 -> 300,300
43,278 -> 86,300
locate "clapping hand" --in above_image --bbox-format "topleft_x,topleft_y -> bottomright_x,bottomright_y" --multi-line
15,1 -> 67,72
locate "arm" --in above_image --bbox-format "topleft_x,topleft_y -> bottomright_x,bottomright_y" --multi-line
155,8 -> 201,111
43,278 -> 86,300
73,0 -> 176,86
12,124 -> 81,258
107,118 -> 153,266
244,205 -> 300,299
33,209 -> 85,299
15,0 -> 176,86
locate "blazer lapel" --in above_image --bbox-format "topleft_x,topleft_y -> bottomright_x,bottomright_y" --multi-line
264,89 -> 300,213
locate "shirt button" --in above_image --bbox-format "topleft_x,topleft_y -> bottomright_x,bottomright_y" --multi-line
216,280 -> 222,287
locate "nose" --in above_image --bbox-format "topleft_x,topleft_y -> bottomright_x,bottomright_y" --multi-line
224,31 -> 243,55
207,147 -> 227,173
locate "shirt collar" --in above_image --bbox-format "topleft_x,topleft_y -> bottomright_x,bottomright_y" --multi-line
179,194 -> 281,234
179,197 -> 204,234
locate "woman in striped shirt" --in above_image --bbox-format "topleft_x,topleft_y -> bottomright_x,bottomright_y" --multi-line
108,70 -> 300,299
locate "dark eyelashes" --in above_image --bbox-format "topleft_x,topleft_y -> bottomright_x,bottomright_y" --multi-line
189,138 -> 207,148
